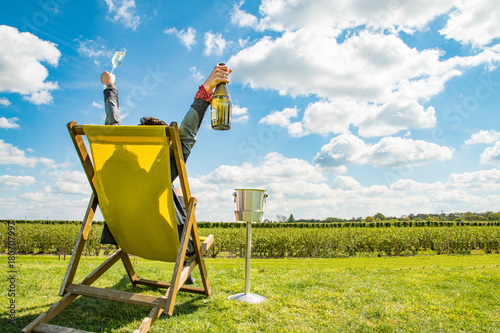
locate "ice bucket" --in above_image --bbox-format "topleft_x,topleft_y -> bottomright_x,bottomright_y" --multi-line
233,189 -> 268,222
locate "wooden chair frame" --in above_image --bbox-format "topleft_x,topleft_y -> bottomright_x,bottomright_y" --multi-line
22,121 -> 214,333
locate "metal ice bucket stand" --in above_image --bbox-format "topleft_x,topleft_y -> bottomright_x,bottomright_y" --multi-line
228,189 -> 268,304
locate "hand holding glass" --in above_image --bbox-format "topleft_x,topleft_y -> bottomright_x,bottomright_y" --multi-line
110,51 -> 125,74
103,50 -> 126,89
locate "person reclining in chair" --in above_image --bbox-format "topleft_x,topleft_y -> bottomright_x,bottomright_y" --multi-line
100,64 -> 232,283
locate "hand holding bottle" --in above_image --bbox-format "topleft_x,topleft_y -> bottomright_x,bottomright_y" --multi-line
209,63 -> 232,130
203,63 -> 232,92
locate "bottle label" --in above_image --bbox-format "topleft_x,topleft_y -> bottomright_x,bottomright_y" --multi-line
211,106 -> 217,122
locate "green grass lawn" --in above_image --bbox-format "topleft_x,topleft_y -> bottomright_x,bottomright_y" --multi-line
1,254 -> 499,332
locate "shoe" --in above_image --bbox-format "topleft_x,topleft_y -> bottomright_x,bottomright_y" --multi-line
183,261 -> 196,285
185,275 -> 196,285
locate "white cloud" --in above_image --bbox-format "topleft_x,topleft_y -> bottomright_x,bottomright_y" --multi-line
238,37 -> 250,48
185,154 -> 500,221
230,29 -> 466,103
232,104 -> 249,123
23,90 -> 55,105
0,98 -> 11,106
230,2 -> 258,28
0,117 -> 20,129
204,32 -> 227,56
312,134 -> 365,173
0,140 -> 39,167
480,142 -> 500,165
201,152 -> 326,185
189,66 -> 203,82
301,100 -> 360,137
333,175 -> 361,190
440,0 -> 500,47
2,154 -> 500,221
0,170 -> 92,220
260,106 -> 306,137
76,38 -> 112,62
313,134 -> 454,171
260,107 -> 299,127
228,2 -> 500,139
0,175 -> 36,187
103,0 -> 140,30
254,0 -> 457,32
391,178 -> 445,192
263,99 -> 437,138
164,27 -> 196,50
45,170 -> 90,195
92,101 -> 104,108
0,25 -> 60,105
1,193 -> 91,220
465,130 -> 500,145
18,192 -> 47,202
37,157 -> 57,168
0,140 -> 55,167
357,101 -> 436,137
429,189 -> 483,205
447,168 -> 500,191
446,168 -> 500,192
360,136 -> 454,169
189,152 -> 329,220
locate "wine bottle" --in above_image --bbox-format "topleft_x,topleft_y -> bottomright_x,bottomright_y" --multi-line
211,62 -> 232,130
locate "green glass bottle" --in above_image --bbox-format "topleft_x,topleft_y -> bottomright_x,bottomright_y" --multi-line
211,62 -> 232,130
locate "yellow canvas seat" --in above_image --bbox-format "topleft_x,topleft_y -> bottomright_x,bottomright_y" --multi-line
23,121 -> 214,333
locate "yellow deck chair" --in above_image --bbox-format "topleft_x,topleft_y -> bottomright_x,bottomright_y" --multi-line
23,121 -> 214,333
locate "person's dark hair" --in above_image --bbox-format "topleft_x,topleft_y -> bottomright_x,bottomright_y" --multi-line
139,116 -> 167,125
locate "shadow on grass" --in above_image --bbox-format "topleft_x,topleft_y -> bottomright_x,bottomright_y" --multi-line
10,275 -> 208,333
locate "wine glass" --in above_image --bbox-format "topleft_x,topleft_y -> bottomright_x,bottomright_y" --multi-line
110,50 -> 126,74
103,49 -> 126,89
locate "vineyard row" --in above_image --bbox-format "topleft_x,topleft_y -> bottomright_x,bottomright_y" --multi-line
1,223 -> 499,258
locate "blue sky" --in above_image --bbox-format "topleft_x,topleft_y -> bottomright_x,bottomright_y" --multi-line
1,0 -> 500,222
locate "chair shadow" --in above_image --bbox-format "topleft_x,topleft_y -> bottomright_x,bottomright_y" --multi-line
12,275 -> 208,333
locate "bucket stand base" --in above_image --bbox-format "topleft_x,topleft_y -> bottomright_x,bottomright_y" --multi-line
228,292 -> 267,304
228,221 -> 267,304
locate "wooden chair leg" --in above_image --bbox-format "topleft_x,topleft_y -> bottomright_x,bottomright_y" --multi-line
23,249 -> 127,332
59,193 -> 98,296
121,253 -> 139,285
190,215 -> 211,296
163,198 -> 197,315
135,306 -> 164,333
21,293 -> 79,333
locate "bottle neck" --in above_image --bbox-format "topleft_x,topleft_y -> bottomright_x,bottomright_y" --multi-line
214,82 -> 229,96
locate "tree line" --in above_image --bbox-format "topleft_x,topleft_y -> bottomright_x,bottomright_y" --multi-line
270,211 -> 500,223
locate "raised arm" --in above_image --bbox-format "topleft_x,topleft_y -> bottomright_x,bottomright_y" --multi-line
170,64 -> 232,180
101,71 -> 121,125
